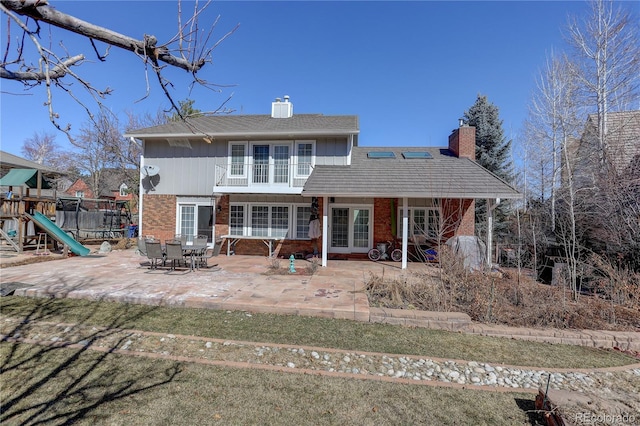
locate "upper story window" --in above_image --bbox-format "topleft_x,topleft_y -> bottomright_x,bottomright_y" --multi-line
119,183 -> 128,197
75,190 -> 84,198
296,141 -> 315,177
229,142 -> 248,177
225,140 -> 316,186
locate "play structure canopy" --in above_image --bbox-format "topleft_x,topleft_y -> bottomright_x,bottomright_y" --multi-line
0,169 -> 51,189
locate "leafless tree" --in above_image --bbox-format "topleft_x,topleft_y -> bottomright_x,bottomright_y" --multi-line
525,53 -> 582,231
20,130 -> 79,183
73,113 -> 122,197
21,130 -> 58,165
1,0 -> 238,139
565,0 -> 640,168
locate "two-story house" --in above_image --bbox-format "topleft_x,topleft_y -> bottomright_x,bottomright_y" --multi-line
126,97 -> 520,269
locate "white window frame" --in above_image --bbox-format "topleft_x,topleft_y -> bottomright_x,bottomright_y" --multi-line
176,199 -> 215,244
119,183 -> 128,197
249,141 -> 293,185
75,190 -> 84,198
294,140 -> 316,178
229,202 -> 313,240
329,204 -> 373,254
295,205 -> 312,239
269,143 -> 292,185
228,141 -> 248,178
229,204 -> 246,236
397,207 -> 442,240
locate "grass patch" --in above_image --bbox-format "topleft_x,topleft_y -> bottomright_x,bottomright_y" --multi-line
1,296 -> 635,369
0,342 -> 543,425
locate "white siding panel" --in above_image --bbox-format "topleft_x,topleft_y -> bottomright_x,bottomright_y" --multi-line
144,139 -> 226,195
316,138 -> 349,166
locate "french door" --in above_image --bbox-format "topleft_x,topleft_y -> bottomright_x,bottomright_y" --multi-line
252,145 -> 269,184
330,206 -> 371,253
252,144 -> 290,185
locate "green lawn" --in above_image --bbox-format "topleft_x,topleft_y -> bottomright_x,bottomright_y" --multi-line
1,343 -> 543,425
1,296 -> 636,425
0,296 -> 634,368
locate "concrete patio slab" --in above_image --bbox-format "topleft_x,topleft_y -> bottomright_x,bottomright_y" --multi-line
1,248 -> 419,322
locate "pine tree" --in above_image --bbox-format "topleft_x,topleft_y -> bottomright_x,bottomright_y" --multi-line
463,94 -> 514,239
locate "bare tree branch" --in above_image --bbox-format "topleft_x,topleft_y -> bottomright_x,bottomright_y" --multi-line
1,0 -> 206,74
0,53 -> 82,79
1,0 -> 238,139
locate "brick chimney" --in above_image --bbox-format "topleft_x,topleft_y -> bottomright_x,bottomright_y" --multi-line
448,120 -> 476,160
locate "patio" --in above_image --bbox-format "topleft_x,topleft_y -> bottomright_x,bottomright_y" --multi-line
0,248 -> 426,322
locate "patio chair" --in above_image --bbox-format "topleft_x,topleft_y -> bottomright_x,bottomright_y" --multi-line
194,235 -> 208,246
196,238 -> 223,268
174,234 -> 189,245
165,240 -> 187,270
145,240 -> 165,269
135,236 -> 155,256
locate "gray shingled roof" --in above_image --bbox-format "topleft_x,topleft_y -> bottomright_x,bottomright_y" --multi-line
302,147 -> 521,199
583,110 -> 640,170
0,150 -> 61,174
126,114 -> 359,138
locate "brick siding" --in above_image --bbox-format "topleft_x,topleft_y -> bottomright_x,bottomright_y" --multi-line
373,198 -> 396,244
442,198 -> 475,237
143,193 -> 474,255
141,194 -> 176,241
372,198 -> 475,246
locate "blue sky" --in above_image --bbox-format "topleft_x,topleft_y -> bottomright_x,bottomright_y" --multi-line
1,1 -> 594,157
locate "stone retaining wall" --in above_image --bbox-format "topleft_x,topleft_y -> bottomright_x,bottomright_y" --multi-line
369,307 -> 640,352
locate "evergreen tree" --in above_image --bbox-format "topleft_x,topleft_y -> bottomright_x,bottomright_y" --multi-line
169,99 -> 203,121
463,94 -> 514,240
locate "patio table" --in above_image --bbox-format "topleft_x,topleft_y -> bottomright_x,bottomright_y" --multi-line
181,244 -> 208,270
221,235 -> 285,257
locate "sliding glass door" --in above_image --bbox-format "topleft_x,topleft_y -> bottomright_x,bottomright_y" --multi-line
178,204 -> 214,243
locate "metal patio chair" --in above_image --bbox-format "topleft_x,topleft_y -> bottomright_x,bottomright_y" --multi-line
165,240 -> 187,270
145,240 -> 165,269
196,238 -> 223,268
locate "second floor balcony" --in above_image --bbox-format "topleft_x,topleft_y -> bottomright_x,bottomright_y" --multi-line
214,159 -> 313,190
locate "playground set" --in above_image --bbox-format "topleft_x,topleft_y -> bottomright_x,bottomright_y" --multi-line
1,179 -> 134,257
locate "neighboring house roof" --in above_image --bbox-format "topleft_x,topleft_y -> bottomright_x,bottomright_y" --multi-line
576,110 -> 640,174
65,170 -> 136,199
600,110 -> 640,170
125,114 -> 360,140
98,168 -> 136,197
0,150 -> 60,174
302,147 -> 520,199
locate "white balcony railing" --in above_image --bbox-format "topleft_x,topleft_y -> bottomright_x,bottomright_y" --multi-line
214,160 -> 312,188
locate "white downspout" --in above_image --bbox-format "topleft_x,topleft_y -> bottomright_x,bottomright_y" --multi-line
402,198 -> 408,270
322,195 -> 328,267
138,152 -> 144,237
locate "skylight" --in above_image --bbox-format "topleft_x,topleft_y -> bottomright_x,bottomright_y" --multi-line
367,151 -> 396,159
402,151 -> 432,159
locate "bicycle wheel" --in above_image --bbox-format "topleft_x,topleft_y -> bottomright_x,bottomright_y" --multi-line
390,249 -> 403,262
368,248 -> 381,261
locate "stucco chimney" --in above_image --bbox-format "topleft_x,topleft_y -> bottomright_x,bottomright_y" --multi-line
448,121 -> 476,160
271,95 -> 293,118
